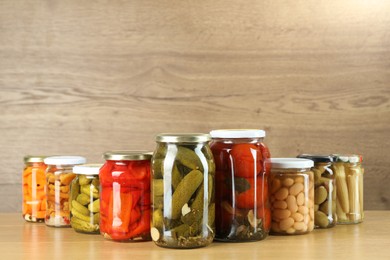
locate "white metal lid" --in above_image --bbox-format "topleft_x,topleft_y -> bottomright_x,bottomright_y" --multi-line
271,158 -> 314,169
210,129 -> 266,138
44,156 -> 86,166
73,164 -> 102,175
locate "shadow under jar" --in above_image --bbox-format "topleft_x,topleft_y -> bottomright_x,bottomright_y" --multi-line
209,129 -> 271,242
70,164 -> 102,234
99,151 -> 152,242
151,133 -> 215,249
269,158 -> 314,235
297,154 -> 337,229
44,156 -> 87,227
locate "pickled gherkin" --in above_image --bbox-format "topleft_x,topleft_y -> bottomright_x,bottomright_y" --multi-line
152,134 -> 215,249
70,164 -> 101,234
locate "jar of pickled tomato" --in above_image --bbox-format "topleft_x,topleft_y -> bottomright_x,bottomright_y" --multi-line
22,155 -> 47,222
100,151 -> 152,241
209,129 -> 271,242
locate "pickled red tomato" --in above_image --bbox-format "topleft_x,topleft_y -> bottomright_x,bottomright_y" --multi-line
235,177 -> 268,209
230,144 -> 263,178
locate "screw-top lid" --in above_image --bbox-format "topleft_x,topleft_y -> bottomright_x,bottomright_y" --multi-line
73,164 -> 102,175
271,158 -> 314,169
156,133 -> 211,143
210,129 -> 266,138
103,151 -> 152,161
297,154 -> 334,163
333,154 -> 362,163
24,155 -> 47,163
44,156 -> 86,165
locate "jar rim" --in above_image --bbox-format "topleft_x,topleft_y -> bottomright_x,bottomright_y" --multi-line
44,156 -> 86,165
271,158 -> 314,168
24,155 -> 47,163
103,151 -> 152,161
156,133 -> 211,143
297,154 -> 334,163
73,164 -> 102,175
210,129 -> 265,138
332,154 -> 362,163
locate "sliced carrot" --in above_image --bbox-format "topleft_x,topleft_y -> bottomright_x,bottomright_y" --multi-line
36,211 -> 45,219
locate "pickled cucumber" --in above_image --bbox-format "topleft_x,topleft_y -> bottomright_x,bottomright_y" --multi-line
172,163 -> 182,190
71,200 -> 90,216
88,199 -> 100,213
153,209 -> 164,229
153,179 -> 164,196
79,175 -> 91,185
81,184 -> 99,199
176,146 -> 203,171
71,217 -> 99,233
76,193 -> 90,205
171,169 -> 203,219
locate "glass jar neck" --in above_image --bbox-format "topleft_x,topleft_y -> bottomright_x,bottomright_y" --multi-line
211,137 -> 264,144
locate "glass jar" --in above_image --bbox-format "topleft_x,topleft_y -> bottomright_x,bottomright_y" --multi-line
44,156 -> 86,227
297,155 -> 336,228
70,164 -> 102,234
100,151 -> 152,242
151,133 -> 215,249
209,129 -> 270,242
269,158 -> 314,235
22,155 -> 47,222
332,154 -> 364,224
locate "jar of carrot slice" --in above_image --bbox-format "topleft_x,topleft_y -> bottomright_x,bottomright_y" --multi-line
22,155 -> 47,222
44,156 -> 86,227
100,151 -> 152,242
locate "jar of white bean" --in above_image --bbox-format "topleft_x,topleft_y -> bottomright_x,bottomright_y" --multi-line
269,158 -> 314,235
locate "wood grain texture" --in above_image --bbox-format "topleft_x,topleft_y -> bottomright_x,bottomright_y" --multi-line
0,0 -> 389,211
0,211 -> 389,259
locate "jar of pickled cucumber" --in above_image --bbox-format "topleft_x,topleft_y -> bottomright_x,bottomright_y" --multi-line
332,154 -> 364,224
269,158 -> 314,235
22,155 -> 47,222
297,154 -> 336,228
100,151 -> 152,241
70,164 -> 102,234
44,156 -> 86,227
209,129 -> 271,242
151,133 -> 215,249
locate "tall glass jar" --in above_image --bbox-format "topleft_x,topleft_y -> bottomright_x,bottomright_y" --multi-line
44,156 -> 86,227
151,133 -> 215,249
209,129 -> 271,242
22,155 -> 47,222
269,158 -> 314,235
70,164 -> 102,234
297,155 -> 336,228
100,151 -> 152,242
332,154 -> 364,224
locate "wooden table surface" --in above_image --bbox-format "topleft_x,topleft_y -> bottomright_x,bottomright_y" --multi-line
0,211 -> 389,259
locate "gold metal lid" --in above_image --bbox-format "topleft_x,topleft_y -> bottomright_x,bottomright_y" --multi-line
156,133 -> 211,143
103,151 -> 152,161
23,155 -> 47,163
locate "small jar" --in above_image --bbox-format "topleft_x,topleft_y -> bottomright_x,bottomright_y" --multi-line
332,154 -> 364,224
70,164 -> 102,234
44,156 -> 86,227
100,151 -> 152,242
269,158 -> 314,235
151,133 -> 215,249
209,129 -> 271,242
297,154 -> 336,228
22,155 -> 47,222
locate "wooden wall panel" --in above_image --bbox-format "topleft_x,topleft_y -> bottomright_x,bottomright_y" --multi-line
0,0 -> 389,211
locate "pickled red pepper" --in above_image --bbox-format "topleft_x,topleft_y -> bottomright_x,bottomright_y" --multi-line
100,152 -> 152,241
